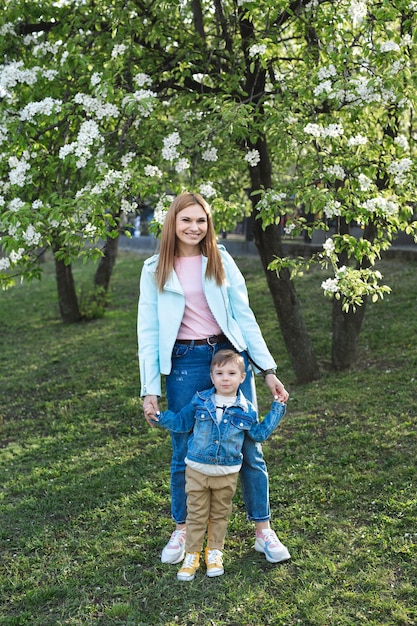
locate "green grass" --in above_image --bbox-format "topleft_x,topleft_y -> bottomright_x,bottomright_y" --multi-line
1,251 -> 416,626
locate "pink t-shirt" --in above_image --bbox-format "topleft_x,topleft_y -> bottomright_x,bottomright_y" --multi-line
174,255 -> 222,340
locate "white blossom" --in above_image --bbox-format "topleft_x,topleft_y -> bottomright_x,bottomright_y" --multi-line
324,199 -> 342,219
0,257 -> 11,270
8,198 -> 26,213
314,80 -> 333,96
394,135 -> 409,150
199,182 -> 216,198
321,277 -> 339,293
174,158 -> 190,173
0,22 -> 16,36
348,134 -> 368,146
10,248 -> 25,263
202,146 -> 218,162
387,158 -> 412,184
362,196 -> 399,216
325,164 -> 345,179
111,44 -> 127,58
154,195 -> 174,225
401,34 -> 412,47
380,41 -> 400,53
90,72 -> 102,86
162,132 -> 182,161
348,1 -> 367,28
358,173 -> 373,191
304,123 -> 321,138
33,40 -> 64,57
164,132 -> 181,147
23,224 -> 41,246
74,93 -> 119,120
284,223 -> 297,235
120,198 -> 138,214
134,73 -> 152,87
257,190 -> 287,211
317,65 -> 337,81
121,152 -> 136,167
304,123 -> 343,138
244,149 -> 261,167
144,164 -> 162,177
249,44 -> 267,58
123,89 -> 157,117
59,120 -> 103,166
162,145 -> 179,161
8,155 -> 31,187
323,237 -> 335,256
0,61 -> 39,89
19,97 -> 62,122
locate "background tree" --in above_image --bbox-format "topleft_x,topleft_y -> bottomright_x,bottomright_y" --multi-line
1,0 -> 416,381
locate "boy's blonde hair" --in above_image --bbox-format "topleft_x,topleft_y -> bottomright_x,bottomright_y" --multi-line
210,349 -> 245,375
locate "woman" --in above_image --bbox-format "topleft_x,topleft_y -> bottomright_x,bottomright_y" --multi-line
138,191 -> 290,565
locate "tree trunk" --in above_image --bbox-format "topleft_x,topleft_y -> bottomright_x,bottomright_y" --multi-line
94,234 -> 119,292
237,12 -> 319,384
331,298 -> 367,370
247,138 -> 320,384
253,219 -> 320,384
331,218 -> 372,369
54,253 -> 81,323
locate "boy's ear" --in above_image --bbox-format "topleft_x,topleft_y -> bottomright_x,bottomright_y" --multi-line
241,371 -> 247,382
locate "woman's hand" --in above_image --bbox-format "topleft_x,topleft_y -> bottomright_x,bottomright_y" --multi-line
142,395 -> 160,427
264,373 -> 289,403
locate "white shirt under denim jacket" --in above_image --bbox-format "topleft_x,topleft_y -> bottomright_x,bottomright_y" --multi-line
138,245 -> 277,397
154,387 -> 286,468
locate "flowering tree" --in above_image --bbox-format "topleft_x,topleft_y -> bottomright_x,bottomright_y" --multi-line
1,1 -> 416,381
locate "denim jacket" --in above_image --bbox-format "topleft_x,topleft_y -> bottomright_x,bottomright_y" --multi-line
138,245 -> 277,397
155,387 -> 286,468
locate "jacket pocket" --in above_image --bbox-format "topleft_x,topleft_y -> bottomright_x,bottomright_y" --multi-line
230,414 -> 253,431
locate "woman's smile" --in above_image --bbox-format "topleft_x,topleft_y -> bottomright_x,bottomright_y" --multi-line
175,204 -> 208,255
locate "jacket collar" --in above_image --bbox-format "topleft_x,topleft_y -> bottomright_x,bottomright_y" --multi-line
197,386 -> 249,411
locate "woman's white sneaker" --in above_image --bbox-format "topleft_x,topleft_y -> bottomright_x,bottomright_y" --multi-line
254,529 -> 291,563
161,528 -> 186,564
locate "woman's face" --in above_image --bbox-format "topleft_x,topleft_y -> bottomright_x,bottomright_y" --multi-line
175,204 -> 208,255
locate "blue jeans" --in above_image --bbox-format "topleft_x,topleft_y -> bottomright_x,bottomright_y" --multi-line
165,340 -> 270,524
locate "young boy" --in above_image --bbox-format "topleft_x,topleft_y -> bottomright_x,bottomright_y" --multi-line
151,349 -> 287,582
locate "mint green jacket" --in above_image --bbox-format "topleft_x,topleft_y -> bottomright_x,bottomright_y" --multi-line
137,245 -> 277,397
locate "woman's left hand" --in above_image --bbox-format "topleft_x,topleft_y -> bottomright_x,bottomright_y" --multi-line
265,373 -> 289,403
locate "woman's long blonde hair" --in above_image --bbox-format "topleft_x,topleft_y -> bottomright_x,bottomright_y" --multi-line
155,191 -> 225,291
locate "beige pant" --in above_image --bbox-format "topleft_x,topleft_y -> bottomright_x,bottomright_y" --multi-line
185,465 -> 239,552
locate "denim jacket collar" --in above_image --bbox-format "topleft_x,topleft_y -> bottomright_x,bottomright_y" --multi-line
196,386 -> 250,413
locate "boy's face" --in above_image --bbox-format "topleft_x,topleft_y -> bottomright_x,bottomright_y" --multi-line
210,360 -> 246,397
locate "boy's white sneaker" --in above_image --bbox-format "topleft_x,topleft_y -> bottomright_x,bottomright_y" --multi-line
254,529 -> 291,563
161,528 -> 186,564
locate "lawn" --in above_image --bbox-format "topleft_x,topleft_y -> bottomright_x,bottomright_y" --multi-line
0,251 -> 416,626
